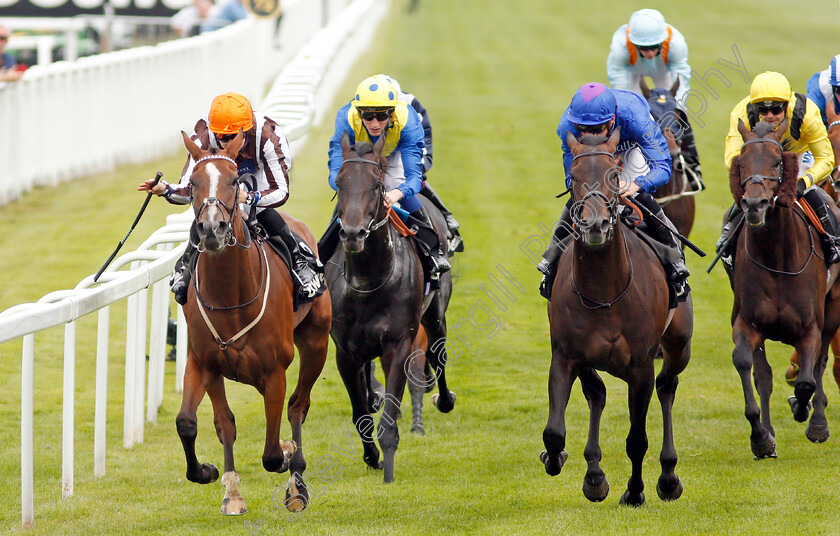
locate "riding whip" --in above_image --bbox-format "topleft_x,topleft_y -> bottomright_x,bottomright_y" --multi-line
93,172 -> 162,282
632,200 -> 706,257
706,216 -> 745,273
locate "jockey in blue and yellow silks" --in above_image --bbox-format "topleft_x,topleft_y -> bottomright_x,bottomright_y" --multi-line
537,82 -> 690,301
320,76 -> 450,277
806,54 -> 840,127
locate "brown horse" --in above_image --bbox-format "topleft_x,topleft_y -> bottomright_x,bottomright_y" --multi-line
540,129 -> 693,506
787,101 -> 840,392
640,79 -> 696,239
728,118 -> 840,457
174,131 -> 331,514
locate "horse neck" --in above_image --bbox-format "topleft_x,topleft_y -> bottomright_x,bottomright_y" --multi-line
195,217 -> 262,308
745,205 -> 810,269
344,215 -> 396,289
572,223 -> 631,295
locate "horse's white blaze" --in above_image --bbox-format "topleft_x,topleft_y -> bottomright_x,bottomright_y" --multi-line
205,162 -> 222,219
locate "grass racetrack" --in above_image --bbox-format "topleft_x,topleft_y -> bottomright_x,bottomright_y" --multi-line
2,0 -> 840,534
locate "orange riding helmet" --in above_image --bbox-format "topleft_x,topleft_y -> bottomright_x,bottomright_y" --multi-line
208,92 -> 254,135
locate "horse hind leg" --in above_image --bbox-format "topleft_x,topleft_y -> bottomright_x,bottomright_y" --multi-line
541,350 -> 575,478
206,377 -> 247,515
619,367 -> 654,507
806,338 -> 833,443
406,327 -> 430,435
175,356 -> 220,486
336,351 -> 381,471
578,367 -> 610,502
424,319 -> 457,413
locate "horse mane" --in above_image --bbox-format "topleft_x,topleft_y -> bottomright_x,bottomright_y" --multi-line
752,121 -> 775,138
578,133 -> 609,146
352,142 -> 375,156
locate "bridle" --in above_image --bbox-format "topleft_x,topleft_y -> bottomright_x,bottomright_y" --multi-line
570,150 -> 620,232
336,156 -> 390,238
738,138 -> 784,202
190,155 -> 251,252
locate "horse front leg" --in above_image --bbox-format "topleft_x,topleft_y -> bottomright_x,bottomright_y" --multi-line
732,316 -> 775,459
262,367 -> 296,474
790,327 -> 820,423
175,353 -> 219,485
407,352 -> 426,435
205,376 -> 246,516
336,349 -> 381,470
619,363 -> 654,507
752,345 -> 775,438
423,318 -> 457,413
541,347 -> 576,478
578,367 -> 609,502
379,339 -> 412,483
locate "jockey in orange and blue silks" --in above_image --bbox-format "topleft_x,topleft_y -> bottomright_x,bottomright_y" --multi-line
806,54 -> 840,127
322,76 -> 450,277
538,82 -> 689,302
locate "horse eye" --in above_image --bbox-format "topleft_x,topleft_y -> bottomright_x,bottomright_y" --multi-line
774,159 -> 782,167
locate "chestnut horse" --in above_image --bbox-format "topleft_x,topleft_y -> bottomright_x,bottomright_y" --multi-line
787,101 -> 840,392
175,131 -> 331,514
540,129 -> 693,506
326,134 -> 457,483
640,79 -> 696,239
728,119 -> 840,457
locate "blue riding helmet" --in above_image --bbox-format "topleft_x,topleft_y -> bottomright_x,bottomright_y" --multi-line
567,83 -> 617,126
830,54 -> 840,87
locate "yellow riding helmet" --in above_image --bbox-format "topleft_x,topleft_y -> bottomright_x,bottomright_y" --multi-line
353,76 -> 398,109
208,92 -> 254,135
749,71 -> 792,103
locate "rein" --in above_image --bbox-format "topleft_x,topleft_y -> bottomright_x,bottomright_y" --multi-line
744,205 -> 816,276
739,138 -> 784,192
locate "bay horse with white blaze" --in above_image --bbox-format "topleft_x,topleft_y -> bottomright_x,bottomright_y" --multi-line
175,131 -> 331,514
541,129 -> 693,506
728,118 -> 840,457
326,133 -> 456,483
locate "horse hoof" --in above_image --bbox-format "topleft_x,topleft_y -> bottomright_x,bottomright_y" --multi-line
284,480 -> 310,513
432,391 -> 456,413
582,475 -> 610,502
656,475 -> 683,501
539,450 -> 568,476
189,463 -> 219,484
220,496 -> 247,516
785,364 -> 799,386
619,490 -> 645,507
411,424 -> 425,435
806,422 -> 831,443
788,396 -> 813,423
751,434 -> 778,459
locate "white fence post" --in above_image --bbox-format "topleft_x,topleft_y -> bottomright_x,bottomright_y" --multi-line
21,333 -> 34,529
94,306 -> 110,477
62,322 -> 75,499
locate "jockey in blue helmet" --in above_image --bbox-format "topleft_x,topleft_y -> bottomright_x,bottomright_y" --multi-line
537,82 -> 690,301
806,54 -> 840,127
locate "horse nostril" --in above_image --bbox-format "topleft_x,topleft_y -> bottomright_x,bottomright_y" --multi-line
355,229 -> 367,241
339,228 -> 347,240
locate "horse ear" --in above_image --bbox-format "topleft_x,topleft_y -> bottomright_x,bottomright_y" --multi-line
606,126 -> 621,153
565,131 -> 579,153
372,134 -> 386,156
670,78 -> 680,97
639,77 -> 651,99
737,118 -> 750,140
224,129 -> 246,157
182,131 -> 203,161
340,131 -> 351,154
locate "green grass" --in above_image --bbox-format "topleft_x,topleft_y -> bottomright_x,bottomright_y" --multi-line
2,0 -> 840,534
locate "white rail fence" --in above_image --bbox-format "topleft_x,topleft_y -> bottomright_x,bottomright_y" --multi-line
0,0 -> 388,528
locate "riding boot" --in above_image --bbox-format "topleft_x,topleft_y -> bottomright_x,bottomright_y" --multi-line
635,193 -> 690,285
420,183 -> 464,254
408,207 -> 451,277
258,209 -> 325,302
170,223 -> 200,306
803,187 -> 840,265
538,202 -> 575,300
716,203 -> 742,254
317,209 -> 341,262
678,111 -> 704,192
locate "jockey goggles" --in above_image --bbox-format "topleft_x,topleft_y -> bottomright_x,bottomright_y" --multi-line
574,122 -> 610,134
636,44 -> 661,53
755,101 -> 787,115
359,109 -> 393,121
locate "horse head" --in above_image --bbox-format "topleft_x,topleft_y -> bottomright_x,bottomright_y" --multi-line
335,132 -> 387,253
182,130 -> 245,252
732,118 -> 798,227
565,128 -> 622,248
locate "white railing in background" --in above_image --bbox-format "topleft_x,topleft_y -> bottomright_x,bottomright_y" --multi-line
0,0 -> 388,528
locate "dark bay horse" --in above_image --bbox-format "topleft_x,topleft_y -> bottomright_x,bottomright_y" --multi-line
640,79 -> 695,238
728,118 -> 840,457
541,129 -> 693,506
175,131 -> 331,514
326,133 -> 456,483
788,101 -> 840,392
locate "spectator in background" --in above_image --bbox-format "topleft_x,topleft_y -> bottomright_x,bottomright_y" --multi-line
200,0 -> 248,33
171,0 -> 215,38
0,25 -> 24,82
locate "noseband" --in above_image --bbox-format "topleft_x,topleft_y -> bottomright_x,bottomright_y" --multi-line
337,157 -> 389,237
191,155 -> 250,252
571,150 -> 620,230
739,138 -> 784,192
